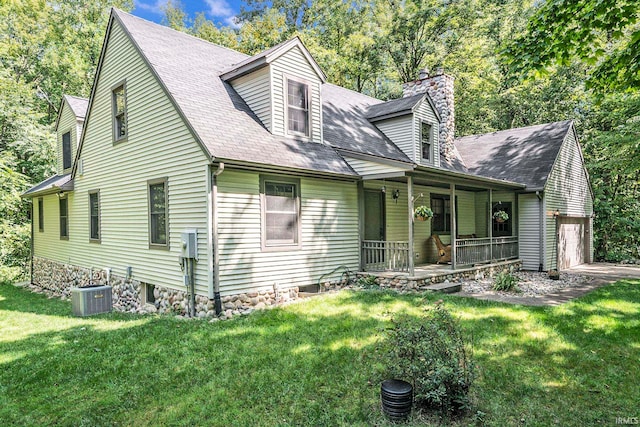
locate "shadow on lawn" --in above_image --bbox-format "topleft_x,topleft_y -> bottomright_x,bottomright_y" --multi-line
0,286 -> 425,426
453,280 -> 640,426
1,283 -> 638,426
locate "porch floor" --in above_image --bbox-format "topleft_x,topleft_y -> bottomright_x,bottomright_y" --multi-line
359,259 -> 522,282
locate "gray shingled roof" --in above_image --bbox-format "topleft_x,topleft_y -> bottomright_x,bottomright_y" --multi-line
65,95 -> 89,119
322,84 -> 412,163
365,93 -> 425,120
454,120 -> 573,190
113,10 -> 355,176
22,174 -> 72,197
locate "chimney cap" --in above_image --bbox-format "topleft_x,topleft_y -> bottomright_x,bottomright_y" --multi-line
418,68 -> 429,80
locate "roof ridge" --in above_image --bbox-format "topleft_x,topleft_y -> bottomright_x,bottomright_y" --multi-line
324,83 -> 383,104
112,7 -> 249,59
455,120 -> 572,141
64,94 -> 89,101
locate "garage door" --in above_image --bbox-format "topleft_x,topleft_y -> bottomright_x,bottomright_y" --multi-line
557,217 -> 588,269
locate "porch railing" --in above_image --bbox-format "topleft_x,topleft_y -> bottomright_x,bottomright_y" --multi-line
362,240 -> 410,272
456,236 -> 519,266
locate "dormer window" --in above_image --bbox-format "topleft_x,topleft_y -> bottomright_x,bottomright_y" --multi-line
421,122 -> 432,161
112,82 -> 127,142
286,78 -> 309,137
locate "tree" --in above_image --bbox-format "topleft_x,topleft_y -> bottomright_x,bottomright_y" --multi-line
378,0 -> 477,83
504,0 -> 640,92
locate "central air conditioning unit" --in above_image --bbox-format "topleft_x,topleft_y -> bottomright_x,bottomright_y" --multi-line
71,285 -> 113,316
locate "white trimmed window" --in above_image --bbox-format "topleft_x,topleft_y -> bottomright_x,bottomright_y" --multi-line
89,191 -> 100,242
261,177 -> 301,249
421,122 -> 432,161
286,79 -> 309,137
148,178 -> 168,248
112,83 -> 127,142
59,197 -> 68,239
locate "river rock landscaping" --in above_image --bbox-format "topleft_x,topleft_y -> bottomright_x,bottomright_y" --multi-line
459,270 -> 595,297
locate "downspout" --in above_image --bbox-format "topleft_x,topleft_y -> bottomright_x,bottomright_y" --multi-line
536,191 -> 544,272
210,162 -> 224,315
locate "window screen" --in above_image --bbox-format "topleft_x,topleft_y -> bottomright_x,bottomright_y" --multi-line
264,181 -> 298,245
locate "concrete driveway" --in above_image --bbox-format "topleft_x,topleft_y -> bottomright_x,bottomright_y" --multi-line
567,263 -> 640,281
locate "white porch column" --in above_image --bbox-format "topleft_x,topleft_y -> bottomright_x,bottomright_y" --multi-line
357,181 -> 365,271
488,189 -> 493,261
450,183 -> 456,270
408,176 -> 415,276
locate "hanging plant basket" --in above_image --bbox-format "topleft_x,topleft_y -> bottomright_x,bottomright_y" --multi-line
493,210 -> 509,223
414,206 -> 433,221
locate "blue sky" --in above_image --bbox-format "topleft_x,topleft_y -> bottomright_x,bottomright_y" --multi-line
132,0 -> 245,28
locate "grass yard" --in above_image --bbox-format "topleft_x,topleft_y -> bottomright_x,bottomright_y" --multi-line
0,280 -> 638,426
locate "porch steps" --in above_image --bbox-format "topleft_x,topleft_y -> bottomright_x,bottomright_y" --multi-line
424,282 -> 461,294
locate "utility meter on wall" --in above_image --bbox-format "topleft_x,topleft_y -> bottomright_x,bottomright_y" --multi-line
180,229 -> 198,259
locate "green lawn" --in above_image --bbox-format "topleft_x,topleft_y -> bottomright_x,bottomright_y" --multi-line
0,280 -> 638,426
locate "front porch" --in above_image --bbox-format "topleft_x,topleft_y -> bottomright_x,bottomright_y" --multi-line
362,236 -> 519,273
359,168 -> 524,275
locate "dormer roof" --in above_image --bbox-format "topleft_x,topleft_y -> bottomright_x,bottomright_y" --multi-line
365,93 -> 441,122
322,83 -> 412,163
219,36 -> 327,83
454,120 -> 573,190
72,9 -> 355,178
64,95 -> 89,119
54,95 -> 89,131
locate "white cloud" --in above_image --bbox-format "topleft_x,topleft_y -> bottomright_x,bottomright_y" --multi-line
204,0 -> 234,17
224,15 -> 241,29
134,0 -> 165,15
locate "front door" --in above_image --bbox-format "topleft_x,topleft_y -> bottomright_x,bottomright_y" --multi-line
364,190 -> 385,241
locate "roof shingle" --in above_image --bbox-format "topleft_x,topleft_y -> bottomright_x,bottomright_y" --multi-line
454,121 -> 572,190
113,9 -> 356,176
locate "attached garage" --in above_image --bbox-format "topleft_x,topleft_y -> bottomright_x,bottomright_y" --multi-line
557,216 -> 590,269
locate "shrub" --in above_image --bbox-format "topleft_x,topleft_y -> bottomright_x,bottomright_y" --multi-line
492,271 -> 518,291
384,302 -> 475,414
357,275 -> 378,288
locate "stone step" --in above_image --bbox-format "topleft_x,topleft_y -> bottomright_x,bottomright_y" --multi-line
424,282 -> 461,294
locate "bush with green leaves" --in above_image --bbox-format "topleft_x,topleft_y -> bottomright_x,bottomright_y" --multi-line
384,302 -> 475,414
357,275 -> 378,288
492,271 -> 519,291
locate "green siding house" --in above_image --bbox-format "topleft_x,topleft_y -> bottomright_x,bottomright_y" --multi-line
23,8 -> 593,317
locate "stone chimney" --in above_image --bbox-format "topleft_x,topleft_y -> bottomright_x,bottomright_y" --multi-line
402,68 -> 455,163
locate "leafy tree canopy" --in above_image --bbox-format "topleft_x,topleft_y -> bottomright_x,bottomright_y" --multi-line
504,0 -> 640,92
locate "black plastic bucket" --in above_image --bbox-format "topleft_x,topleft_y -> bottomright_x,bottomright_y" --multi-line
381,379 -> 413,421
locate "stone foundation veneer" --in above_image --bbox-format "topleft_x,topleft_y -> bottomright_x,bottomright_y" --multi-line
31,257 -> 299,319
30,257 -> 519,319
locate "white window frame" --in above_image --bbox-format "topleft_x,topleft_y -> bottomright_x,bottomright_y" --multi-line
260,175 -> 302,251
284,75 -> 311,138
148,177 -> 169,249
59,196 -> 69,240
111,81 -> 128,143
89,190 -> 101,243
420,121 -> 433,162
